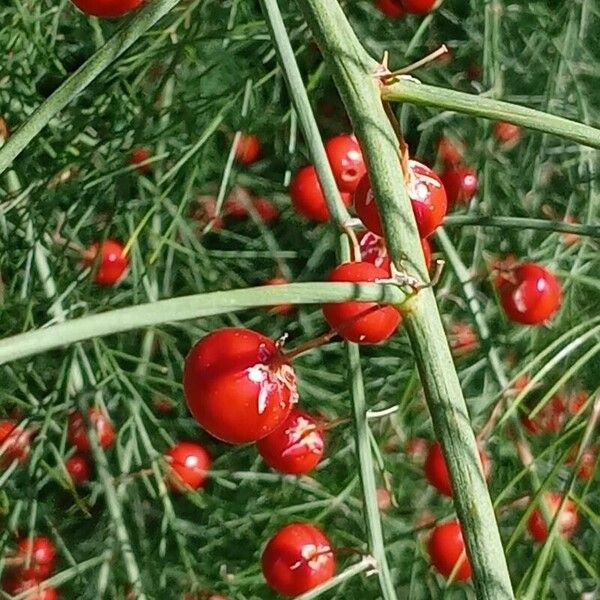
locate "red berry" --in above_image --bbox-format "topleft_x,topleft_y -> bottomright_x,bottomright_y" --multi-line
428,520 -> 471,581
440,166 -> 478,207
494,122 -> 521,147
448,322 -> 478,355
192,196 -> 223,232
70,0 -> 143,18
235,134 -> 261,165
424,442 -> 490,497
358,230 -> 432,272
253,198 -> 279,224
165,442 -> 211,491
153,397 -> 175,414
264,277 -> 295,316
322,262 -> 401,344
67,409 -> 115,453
567,446 -> 596,481
256,409 -> 324,475
376,487 -> 392,511
128,147 -> 152,174
375,0 -> 404,17
290,165 -> 352,222
3,579 -> 58,600
65,454 -> 91,486
354,160 -> 447,238
0,420 -> 31,467
324,134 -> 366,194
15,537 -> 56,581
527,493 -> 578,543
497,263 -> 561,325
262,523 -> 335,597
400,0 -> 437,14
183,328 -> 298,444
82,240 -> 129,287
437,138 -> 462,166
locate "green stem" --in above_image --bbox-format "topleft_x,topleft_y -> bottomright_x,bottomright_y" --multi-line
382,80 -> 600,150
0,282 -> 407,365
299,2 -> 514,598
444,215 -> 600,238
0,0 -> 180,176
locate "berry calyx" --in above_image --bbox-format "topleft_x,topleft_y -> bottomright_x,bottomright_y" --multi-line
70,0 -> 143,18
67,409 -> 115,453
0,420 -> 31,467
375,0 -> 404,17
324,134 -> 366,194
128,147 -> 152,174
262,523 -> 335,597
400,0 -> 437,14
256,409 -> 325,475
264,277 -> 296,316
235,134 -> 261,165
165,442 -> 211,491
428,520 -> 471,581
527,492 -> 578,543
354,160 -> 447,239
494,122 -> 521,147
497,263 -> 562,325
424,441 -> 490,497
15,536 -> 56,581
290,165 -> 352,222
183,328 -> 299,444
65,454 -> 91,486
82,240 -> 129,287
440,166 -> 478,207
322,262 -> 401,344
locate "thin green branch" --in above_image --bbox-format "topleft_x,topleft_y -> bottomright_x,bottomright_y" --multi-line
299,2 -> 514,598
0,0 -> 180,177
444,215 -> 600,238
382,80 -> 600,150
0,282 -> 407,365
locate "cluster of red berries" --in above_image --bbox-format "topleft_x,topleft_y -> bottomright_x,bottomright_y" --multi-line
2,536 -> 58,599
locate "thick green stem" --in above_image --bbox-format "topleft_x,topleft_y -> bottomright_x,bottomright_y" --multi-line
0,282 -> 406,365
0,0 -> 180,176
382,80 -> 600,149
300,2 -> 514,598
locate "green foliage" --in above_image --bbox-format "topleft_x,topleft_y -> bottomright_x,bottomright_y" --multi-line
0,0 -> 599,599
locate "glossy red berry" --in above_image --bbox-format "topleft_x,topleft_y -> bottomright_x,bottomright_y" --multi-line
70,0 -> 143,18
354,160 -> 447,238
424,442 -> 490,497
166,442 -> 211,491
65,454 -> 91,486
235,134 -> 261,165
290,165 -> 352,222
15,537 -> 56,581
183,328 -> 298,444
264,277 -> 295,316
322,262 -> 401,344
256,409 -> 324,475
375,0 -> 404,17
128,147 -> 152,174
262,523 -> 335,597
494,122 -> 521,147
497,263 -> 561,325
83,240 -> 129,287
324,134 -> 366,194
358,231 -> 432,273
67,409 -> 115,453
428,520 -> 471,581
441,166 -> 478,207
3,579 -> 58,600
400,0 -> 437,14
527,493 -> 578,543
0,420 -> 31,467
